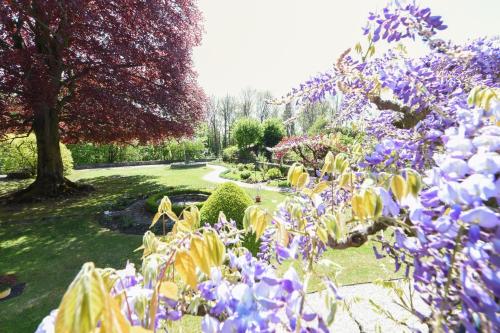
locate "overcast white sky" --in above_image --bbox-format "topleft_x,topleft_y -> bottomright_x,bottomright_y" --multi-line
193,0 -> 499,99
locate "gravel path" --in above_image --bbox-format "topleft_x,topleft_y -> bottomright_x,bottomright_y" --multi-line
303,281 -> 429,332
203,164 -> 290,193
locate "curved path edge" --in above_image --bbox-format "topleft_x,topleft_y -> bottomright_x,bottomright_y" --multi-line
203,164 -> 290,193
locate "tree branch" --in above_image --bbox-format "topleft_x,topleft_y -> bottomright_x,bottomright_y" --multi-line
368,95 -> 432,129
61,63 -> 143,87
327,216 -> 398,249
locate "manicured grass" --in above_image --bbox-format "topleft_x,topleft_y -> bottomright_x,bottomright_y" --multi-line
277,239 -> 402,293
0,165 -> 286,222
0,216 -> 141,333
0,165 -> 286,331
0,164 -> 398,331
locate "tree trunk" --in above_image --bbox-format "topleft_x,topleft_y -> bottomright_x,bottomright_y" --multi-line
1,104 -> 92,203
31,104 -> 65,196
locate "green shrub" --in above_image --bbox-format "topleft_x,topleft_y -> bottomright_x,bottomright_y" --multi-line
0,134 -> 73,177
199,183 -> 253,229
308,117 -> 330,136
237,163 -> 245,171
238,150 -> 257,163
144,188 -> 212,214
232,118 -> 263,150
277,179 -> 290,187
249,173 -> 262,183
256,153 -> 268,172
245,163 -> 255,171
164,139 -> 205,162
222,146 -> 238,163
240,170 -> 251,180
262,118 -> 285,148
266,167 -> 282,180
68,138 -> 206,165
219,170 -> 240,181
241,233 -> 261,256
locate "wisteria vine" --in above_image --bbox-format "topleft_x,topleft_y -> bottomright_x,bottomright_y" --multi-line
36,1 -> 499,332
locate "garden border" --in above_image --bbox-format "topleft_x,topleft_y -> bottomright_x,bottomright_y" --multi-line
74,158 -> 216,170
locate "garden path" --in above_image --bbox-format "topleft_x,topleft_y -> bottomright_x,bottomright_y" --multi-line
305,281 -> 429,332
203,164 -> 289,193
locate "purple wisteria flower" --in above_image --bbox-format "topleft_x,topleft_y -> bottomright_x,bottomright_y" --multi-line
380,103 -> 500,331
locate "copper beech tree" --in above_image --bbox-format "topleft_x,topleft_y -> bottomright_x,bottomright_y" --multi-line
0,0 -> 205,200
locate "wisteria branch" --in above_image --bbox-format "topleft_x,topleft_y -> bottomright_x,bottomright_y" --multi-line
327,216 -> 399,249
368,95 -> 432,129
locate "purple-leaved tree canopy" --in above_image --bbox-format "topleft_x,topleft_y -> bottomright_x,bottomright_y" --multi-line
0,0 -> 206,201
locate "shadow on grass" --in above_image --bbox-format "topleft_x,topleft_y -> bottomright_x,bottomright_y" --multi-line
0,214 -> 142,332
0,172 -> 206,331
0,174 -> 185,224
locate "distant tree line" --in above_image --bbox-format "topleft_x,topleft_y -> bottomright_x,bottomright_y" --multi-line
43,89 -> 340,166
204,88 -> 340,158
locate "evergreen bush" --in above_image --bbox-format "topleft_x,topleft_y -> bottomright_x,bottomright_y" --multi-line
199,183 -> 253,229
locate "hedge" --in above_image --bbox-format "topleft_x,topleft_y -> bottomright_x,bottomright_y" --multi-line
145,188 -> 213,216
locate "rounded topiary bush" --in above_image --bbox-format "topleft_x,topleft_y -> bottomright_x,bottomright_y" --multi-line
199,183 -> 253,229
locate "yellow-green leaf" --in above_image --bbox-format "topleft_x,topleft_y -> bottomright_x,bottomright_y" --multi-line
468,86 -> 499,110
55,263 -> 107,333
172,220 -> 192,234
150,212 -> 162,228
243,205 -> 258,231
159,281 -> 178,301
97,268 -> 118,292
130,327 -> 153,333
205,231 -> 226,267
321,152 -> 335,176
100,291 -> 130,333
351,194 -> 366,221
390,175 -> 407,202
254,210 -> 271,239
275,221 -> 289,246
287,163 -> 304,186
334,153 -> 348,174
313,181 -> 330,195
189,236 -> 211,276
317,226 -> 329,243
405,169 -> 422,197
166,210 -> 178,223
296,172 -> 310,190
158,196 -> 172,214
174,251 -> 197,289
339,172 -> 352,189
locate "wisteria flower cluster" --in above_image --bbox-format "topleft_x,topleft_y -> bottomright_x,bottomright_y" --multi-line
363,2 -> 447,43
372,93 -> 500,331
199,253 -> 332,332
275,0 -> 499,169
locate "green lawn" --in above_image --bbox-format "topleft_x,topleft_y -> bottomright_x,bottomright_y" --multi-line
0,165 -> 398,332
